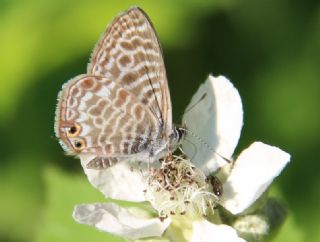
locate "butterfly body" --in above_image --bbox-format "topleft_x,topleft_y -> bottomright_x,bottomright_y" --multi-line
55,7 -> 185,169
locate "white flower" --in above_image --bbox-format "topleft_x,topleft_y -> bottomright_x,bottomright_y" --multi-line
73,75 -> 290,241
182,76 -> 290,215
191,220 -> 246,242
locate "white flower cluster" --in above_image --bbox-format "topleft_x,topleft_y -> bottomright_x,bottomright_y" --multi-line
73,75 -> 290,241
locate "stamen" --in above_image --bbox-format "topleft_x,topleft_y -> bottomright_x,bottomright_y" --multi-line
145,155 -> 220,218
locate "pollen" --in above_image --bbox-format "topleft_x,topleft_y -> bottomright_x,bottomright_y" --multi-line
145,155 -> 220,218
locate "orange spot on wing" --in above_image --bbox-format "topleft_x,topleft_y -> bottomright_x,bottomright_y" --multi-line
81,78 -> 94,89
116,89 -> 129,106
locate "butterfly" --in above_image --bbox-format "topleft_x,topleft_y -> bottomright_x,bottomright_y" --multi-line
55,7 -> 185,169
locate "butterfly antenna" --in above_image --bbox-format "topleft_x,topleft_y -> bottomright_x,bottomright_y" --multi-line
180,127 -> 232,164
184,93 -> 207,114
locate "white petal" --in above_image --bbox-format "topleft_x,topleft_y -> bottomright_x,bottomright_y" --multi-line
73,202 -> 171,240
191,219 -> 246,242
182,75 -> 243,174
221,142 -> 291,214
79,154 -> 147,202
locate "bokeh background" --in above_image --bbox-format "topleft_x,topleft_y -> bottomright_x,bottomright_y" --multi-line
0,0 -> 319,241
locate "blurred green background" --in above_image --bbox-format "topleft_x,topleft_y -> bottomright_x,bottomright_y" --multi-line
0,0 -> 319,241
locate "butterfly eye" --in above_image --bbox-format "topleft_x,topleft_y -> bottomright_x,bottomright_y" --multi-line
66,123 -> 81,137
73,139 -> 86,151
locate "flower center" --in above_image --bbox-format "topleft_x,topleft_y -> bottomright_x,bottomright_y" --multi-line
145,155 -> 220,219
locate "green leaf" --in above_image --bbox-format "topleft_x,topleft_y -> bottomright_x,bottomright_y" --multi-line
34,165 -> 124,242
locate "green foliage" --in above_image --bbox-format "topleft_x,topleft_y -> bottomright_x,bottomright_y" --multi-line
34,166 -> 123,242
0,0 -> 319,241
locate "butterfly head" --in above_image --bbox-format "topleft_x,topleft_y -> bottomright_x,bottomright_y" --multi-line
169,125 -> 187,150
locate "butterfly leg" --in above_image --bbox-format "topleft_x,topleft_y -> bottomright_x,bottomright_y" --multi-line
86,157 -> 121,169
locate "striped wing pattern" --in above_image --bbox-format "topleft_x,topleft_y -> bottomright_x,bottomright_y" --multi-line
88,8 -> 172,135
55,7 -> 172,169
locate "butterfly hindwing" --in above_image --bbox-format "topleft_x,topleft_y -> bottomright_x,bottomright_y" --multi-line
55,75 -> 159,160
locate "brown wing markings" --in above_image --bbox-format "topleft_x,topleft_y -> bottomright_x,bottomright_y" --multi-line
129,8 -> 170,133
87,7 -> 172,137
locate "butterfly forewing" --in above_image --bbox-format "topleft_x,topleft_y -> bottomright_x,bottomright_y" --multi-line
88,7 -> 172,136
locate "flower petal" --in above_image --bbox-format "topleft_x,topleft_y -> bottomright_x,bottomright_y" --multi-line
191,219 -> 246,242
182,75 -> 243,174
79,154 -> 147,202
73,202 -> 171,240
221,142 -> 291,214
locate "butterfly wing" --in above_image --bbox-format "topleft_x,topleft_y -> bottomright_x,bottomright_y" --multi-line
87,7 -> 172,138
55,75 -> 159,162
